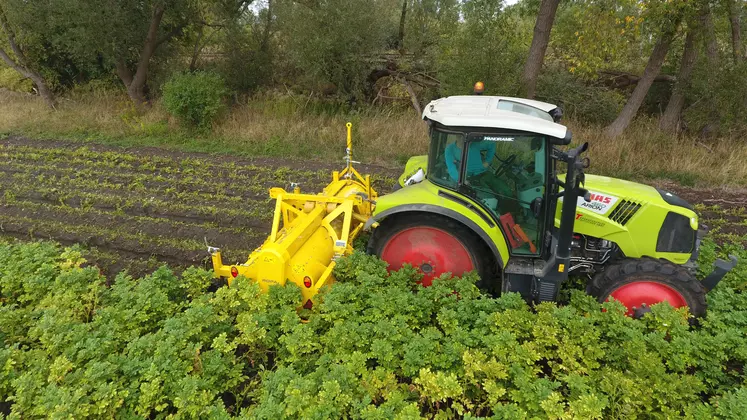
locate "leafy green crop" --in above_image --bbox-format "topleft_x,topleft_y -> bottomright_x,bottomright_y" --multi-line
1,239 -> 746,419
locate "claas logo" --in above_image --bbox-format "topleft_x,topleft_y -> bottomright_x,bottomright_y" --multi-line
589,193 -> 612,204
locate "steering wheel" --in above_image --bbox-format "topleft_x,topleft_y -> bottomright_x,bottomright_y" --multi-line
492,154 -> 517,178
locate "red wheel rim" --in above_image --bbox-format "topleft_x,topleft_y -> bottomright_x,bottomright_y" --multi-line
609,281 -> 688,316
380,227 -> 474,286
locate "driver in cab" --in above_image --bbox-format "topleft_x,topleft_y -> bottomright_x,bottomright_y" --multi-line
444,137 -> 512,197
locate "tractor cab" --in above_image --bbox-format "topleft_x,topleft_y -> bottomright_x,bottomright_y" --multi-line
395,95 -> 574,258
427,124 -> 549,256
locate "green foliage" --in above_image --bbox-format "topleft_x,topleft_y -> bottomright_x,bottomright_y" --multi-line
162,71 -> 229,130
436,0 -> 529,96
0,66 -> 32,92
274,0 -> 399,96
2,238 -> 747,418
537,66 -> 625,125
686,62 -> 747,136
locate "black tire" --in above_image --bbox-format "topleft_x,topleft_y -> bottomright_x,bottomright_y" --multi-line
588,258 -> 707,317
367,213 -> 499,292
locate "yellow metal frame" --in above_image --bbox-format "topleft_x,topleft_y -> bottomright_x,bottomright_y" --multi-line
210,122 -> 377,306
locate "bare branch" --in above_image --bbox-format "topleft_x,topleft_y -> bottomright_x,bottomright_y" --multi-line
0,5 -> 30,69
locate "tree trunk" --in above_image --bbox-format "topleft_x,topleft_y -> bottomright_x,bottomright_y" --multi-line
660,30 -> 698,132
116,5 -> 166,106
520,0 -> 560,99
604,28 -> 677,138
701,5 -> 719,65
398,0 -> 407,54
260,0 -> 273,53
0,7 -> 56,108
726,0 -> 743,62
401,77 -> 421,115
699,4 -> 721,137
189,26 -> 204,71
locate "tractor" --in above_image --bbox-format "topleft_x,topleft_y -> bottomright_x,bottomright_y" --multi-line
209,90 -> 737,317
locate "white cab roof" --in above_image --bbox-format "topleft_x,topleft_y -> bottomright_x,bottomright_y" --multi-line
422,95 -> 569,140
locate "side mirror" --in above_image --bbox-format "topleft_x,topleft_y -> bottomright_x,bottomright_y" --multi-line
404,168 -> 425,186
530,197 -> 543,218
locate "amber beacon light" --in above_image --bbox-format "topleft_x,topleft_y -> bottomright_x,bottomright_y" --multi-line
473,81 -> 485,95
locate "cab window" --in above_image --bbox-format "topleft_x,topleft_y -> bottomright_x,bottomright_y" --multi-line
462,135 -> 547,255
428,128 -> 464,189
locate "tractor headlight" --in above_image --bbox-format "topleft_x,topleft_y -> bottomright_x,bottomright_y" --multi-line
657,212 -> 697,254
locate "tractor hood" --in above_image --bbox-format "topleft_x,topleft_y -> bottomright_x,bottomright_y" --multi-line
566,174 -> 696,221
561,174 -> 699,265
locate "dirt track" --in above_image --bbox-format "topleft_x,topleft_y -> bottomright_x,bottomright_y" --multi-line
1,135 -> 744,278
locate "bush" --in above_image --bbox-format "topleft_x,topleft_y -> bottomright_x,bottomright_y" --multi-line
162,71 -> 229,131
1,239 -> 746,418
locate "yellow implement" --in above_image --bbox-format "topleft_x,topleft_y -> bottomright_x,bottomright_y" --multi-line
209,123 -> 377,307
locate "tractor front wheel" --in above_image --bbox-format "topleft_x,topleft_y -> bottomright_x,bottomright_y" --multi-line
367,213 -> 496,289
589,259 -> 707,317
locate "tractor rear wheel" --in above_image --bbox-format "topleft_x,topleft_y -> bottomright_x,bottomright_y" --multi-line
367,213 -> 497,289
589,258 -> 707,317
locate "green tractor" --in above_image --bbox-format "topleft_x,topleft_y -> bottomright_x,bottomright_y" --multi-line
366,94 -> 737,317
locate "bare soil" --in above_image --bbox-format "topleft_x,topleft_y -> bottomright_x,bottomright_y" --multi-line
0,135 -> 399,278
2,135 -> 744,279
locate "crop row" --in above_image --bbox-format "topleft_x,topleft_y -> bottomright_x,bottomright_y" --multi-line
0,156 -> 328,200
0,209 -> 254,266
0,197 -> 256,239
1,144 -> 332,185
1,172 -> 274,223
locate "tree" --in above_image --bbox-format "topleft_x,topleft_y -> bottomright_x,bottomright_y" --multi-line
603,0 -> 698,138
0,3 -> 56,108
437,0 -> 524,96
660,28 -> 698,132
61,0 -> 204,106
701,5 -> 719,62
275,0 -> 399,97
726,0 -> 743,62
519,0 -> 560,99
604,23 -> 679,137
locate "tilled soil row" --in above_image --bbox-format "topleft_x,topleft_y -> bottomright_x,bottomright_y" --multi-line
0,135 -> 399,278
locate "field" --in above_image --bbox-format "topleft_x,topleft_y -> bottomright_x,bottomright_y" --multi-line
2,134 -> 746,281
2,135 -> 747,418
0,135 -> 399,278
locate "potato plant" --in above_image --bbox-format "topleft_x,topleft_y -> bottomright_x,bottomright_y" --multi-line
1,238 -> 746,419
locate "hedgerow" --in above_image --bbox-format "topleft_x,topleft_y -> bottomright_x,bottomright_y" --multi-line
1,239 -> 746,418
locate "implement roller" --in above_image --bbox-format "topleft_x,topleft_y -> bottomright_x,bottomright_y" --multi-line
209,123 -> 377,308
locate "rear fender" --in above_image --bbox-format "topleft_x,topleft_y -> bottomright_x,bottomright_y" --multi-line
366,204 -> 508,269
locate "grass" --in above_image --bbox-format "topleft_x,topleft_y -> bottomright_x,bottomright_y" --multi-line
2,88 -> 747,186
